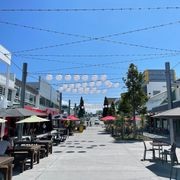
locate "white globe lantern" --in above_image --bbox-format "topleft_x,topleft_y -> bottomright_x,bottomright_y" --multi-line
46,74 -> 53,81
108,82 -> 113,88
65,74 -> 71,81
81,75 -> 89,81
78,87 -> 84,93
66,88 -> 71,92
58,86 -> 64,92
89,82 -> 95,87
69,83 -> 75,88
63,84 -> 68,89
75,83 -> 81,88
102,89 -> 107,94
82,82 -> 88,88
96,81 -> 102,86
56,74 -> 63,81
92,87 -> 97,91
114,82 -> 120,88
91,75 -> 98,81
74,75 -> 80,81
104,80 -> 111,87
100,74 -> 107,81
72,89 -> 78,93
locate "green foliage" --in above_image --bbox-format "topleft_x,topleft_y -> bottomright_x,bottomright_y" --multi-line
102,96 -> 109,117
108,101 -> 116,116
122,63 -> 148,117
78,96 -> 85,118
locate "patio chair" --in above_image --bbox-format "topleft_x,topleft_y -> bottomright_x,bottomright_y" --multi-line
162,143 -> 178,163
165,143 -> 180,180
142,140 -> 155,161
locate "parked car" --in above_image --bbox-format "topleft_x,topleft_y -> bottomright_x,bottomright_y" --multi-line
94,119 -> 100,125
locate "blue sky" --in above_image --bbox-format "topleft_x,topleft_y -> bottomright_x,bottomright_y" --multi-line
1,0 -> 180,111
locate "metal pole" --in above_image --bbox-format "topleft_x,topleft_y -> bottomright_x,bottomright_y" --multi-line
59,92 -> 62,114
20,63 -> 27,108
165,62 -> 174,145
68,100 -> 71,115
19,63 -> 27,140
74,103 -> 77,116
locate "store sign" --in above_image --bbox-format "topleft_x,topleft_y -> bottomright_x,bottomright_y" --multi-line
0,45 -> 11,65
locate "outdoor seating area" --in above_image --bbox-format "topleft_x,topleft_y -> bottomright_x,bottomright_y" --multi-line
0,125 -> 73,179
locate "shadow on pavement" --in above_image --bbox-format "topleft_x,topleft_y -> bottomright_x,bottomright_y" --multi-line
146,162 -> 171,179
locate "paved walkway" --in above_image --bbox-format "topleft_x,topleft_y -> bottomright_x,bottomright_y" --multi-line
13,126 -> 174,180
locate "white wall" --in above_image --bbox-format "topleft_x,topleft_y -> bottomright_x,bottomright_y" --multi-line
146,82 -> 167,98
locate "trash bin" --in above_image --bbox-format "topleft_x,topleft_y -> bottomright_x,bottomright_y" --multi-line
79,125 -> 84,132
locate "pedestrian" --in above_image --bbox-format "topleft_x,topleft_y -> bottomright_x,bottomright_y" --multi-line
0,135 -> 13,156
43,123 -> 47,133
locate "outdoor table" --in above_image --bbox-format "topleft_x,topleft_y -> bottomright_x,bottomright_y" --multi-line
150,141 -> 169,159
0,156 -> 14,180
14,145 -> 41,169
15,140 -> 52,157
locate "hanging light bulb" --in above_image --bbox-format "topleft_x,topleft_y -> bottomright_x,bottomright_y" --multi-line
81,75 -> 88,81
46,74 -> 53,81
65,74 -> 71,81
91,75 -> 98,81
74,75 -> 80,81
56,74 -> 63,81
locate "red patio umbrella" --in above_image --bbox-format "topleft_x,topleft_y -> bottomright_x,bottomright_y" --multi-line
65,115 -> 80,121
101,116 -> 116,121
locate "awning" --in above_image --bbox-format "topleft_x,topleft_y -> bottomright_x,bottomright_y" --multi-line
0,108 -> 47,118
153,107 -> 180,119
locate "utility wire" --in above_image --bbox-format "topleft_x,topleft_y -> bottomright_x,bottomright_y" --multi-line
0,7 -> 180,12
27,53 -> 180,74
14,52 -> 179,58
2,20 -> 180,54
11,37 -> 180,54
1,20 -> 180,41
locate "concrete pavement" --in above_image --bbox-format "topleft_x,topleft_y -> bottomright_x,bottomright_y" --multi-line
13,126 -> 174,180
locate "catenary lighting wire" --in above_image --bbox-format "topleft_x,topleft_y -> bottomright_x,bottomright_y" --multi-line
14,52 -> 179,58
1,20 -> 180,43
0,7 -> 180,12
27,53 -> 180,74
2,20 -> 180,54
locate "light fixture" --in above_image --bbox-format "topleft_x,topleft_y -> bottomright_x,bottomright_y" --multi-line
46,74 -> 53,81
65,74 -> 71,81
56,75 -> 63,81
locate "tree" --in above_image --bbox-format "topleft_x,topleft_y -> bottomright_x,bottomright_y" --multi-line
108,101 -> 116,116
78,96 -> 85,118
123,63 -> 148,132
102,96 -> 109,117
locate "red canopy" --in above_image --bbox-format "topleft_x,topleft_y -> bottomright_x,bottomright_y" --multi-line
101,116 -> 116,121
65,115 -> 80,121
